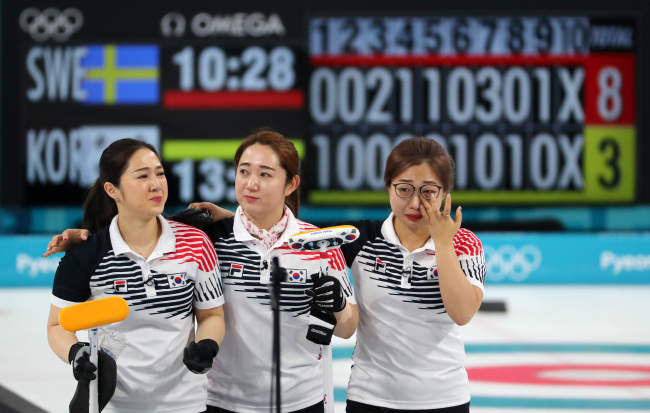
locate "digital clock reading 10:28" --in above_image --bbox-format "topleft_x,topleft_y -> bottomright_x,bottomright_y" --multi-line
171,46 -> 296,92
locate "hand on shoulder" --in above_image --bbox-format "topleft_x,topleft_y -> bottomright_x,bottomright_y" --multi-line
42,229 -> 89,257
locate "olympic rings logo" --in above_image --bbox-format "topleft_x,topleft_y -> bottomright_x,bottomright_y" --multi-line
484,244 -> 542,282
19,8 -> 84,42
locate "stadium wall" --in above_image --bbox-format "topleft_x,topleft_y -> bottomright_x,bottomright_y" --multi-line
2,233 -> 649,287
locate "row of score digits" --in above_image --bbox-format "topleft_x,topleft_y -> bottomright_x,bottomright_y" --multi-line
310,66 -> 591,125
306,15 -> 636,204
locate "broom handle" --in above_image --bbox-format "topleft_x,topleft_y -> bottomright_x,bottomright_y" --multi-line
89,328 -> 99,413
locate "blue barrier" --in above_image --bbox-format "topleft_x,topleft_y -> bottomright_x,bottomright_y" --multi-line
1,233 -> 649,287
4,205 -> 650,233
481,233 -> 650,284
0,236 -> 60,287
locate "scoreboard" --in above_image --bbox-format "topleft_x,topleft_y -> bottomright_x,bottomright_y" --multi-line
306,16 -> 637,204
1,0 -> 647,208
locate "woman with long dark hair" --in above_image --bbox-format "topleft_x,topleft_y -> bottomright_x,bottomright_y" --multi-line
340,137 -> 485,412
47,138 -> 225,412
183,137 -> 485,412
44,130 -> 358,413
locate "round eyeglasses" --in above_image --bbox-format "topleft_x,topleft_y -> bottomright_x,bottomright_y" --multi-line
392,183 -> 443,200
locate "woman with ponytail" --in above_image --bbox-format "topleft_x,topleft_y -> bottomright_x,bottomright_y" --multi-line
186,137 -> 485,412
44,130 -> 358,413
187,129 -> 358,413
46,138 -> 226,412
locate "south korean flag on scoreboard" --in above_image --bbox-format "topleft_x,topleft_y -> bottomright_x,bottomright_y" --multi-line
286,268 -> 307,283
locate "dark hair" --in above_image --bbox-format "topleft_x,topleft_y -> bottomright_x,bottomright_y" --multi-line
83,139 -> 160,232
384,137 -> 455,193
233,128 -> 300,217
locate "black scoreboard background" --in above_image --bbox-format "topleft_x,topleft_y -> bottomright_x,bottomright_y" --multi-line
2,0 -> 649,208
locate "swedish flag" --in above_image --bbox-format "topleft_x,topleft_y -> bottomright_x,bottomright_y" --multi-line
81,45 -> 159,104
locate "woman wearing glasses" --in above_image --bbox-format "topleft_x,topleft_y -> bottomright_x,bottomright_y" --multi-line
43,130 -> 357,413
339,136 -> 485,413
182,137 -> 485,412
44,136 -> 483,412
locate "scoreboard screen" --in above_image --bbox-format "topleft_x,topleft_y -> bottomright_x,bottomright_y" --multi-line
1,0 -> 647,207
306,15 -> 636,204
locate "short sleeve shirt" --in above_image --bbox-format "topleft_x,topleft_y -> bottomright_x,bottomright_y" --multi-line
51,215 -> 224,413
202,207 -> 355,413
341,214 -> 485,409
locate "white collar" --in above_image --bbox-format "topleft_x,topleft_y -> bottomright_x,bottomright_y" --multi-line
109,215 -> 175,258
381,212 -> 436,252
233,205 -> 300,248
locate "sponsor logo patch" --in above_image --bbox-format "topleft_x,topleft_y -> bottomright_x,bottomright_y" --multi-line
229,263 -> 244,278
374,258 -> 386,273
114,279 -> 128,292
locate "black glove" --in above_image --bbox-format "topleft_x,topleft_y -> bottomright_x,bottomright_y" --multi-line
68,342 -> 117,413
183,339 -> 219,374
69,342 -> 96,382
306,307 -> 337,345
305,272 -> 347,312
169,208 -> 213,230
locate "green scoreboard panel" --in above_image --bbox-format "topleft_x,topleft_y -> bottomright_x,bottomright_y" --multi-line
1,0 -> 646,207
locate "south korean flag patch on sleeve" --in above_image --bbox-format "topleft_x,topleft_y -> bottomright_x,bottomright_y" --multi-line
285,268 -> 307,283
168,273 -> 188,288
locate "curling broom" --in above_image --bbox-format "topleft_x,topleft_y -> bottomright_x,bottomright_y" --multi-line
59,296 -> 129,413
288,226 -> 359,413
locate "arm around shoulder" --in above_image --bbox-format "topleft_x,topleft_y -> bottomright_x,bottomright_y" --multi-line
188,202 -> 235,222
42,229 -> 90,257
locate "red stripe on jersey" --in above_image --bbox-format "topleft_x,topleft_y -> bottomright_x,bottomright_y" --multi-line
164,221 -> 218,272
173,233 -> 217,269
283,249 -> 322,261
295,220 -> 319,232
452,228 -> 483,257
327,248 -> 347,271
280,249 -> 347,272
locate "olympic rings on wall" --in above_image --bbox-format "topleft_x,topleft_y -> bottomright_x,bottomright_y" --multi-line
484,244 -> 542,281
19,8 -> 83,42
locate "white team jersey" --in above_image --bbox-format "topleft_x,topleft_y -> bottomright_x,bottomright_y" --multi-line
341,215 -> 486,409
202,207 -> 355,413
52,216 -> 225,413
